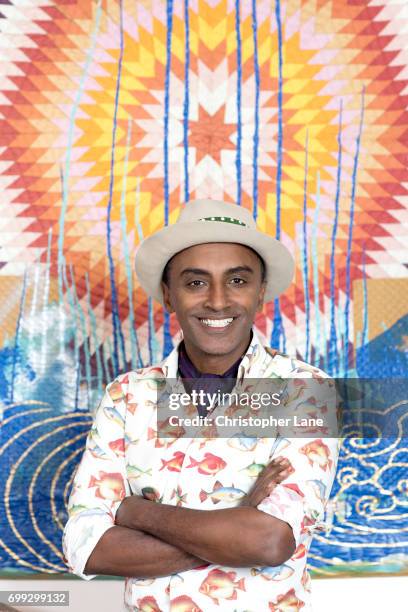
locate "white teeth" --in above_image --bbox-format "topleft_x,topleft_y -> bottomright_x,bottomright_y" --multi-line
200,318 -> 234,328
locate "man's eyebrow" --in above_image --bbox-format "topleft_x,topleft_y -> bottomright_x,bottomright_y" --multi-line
180,266 -> 255,276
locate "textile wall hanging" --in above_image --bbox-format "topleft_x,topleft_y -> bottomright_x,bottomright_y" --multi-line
0,0 -> 407,577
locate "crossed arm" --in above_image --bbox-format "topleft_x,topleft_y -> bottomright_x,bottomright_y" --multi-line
83,458 -> 295,578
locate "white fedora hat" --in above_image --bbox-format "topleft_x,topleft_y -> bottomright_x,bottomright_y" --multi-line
134,199 -> 295,305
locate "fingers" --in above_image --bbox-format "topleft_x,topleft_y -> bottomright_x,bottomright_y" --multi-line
242,457 -> 295,508
261,457 -> 293,478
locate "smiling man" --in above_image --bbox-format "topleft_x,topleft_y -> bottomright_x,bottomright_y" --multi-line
62,200 -> 339,611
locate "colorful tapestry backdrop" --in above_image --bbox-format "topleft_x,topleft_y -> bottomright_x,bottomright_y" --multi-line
0,0 -> 407,578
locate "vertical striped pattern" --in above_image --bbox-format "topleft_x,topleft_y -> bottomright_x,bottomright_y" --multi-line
106,0 -> 126,375
121,120 -> 143,369
235,0 -> 242,204
163,0 -> 175,358
164,0 -> 174,226
183,0 -> 190,203
328,100 -> 343,375
344,89 -> 365,375
301,131 -> 310,363
57,0 -> 103,302
311,172 -> 322,366
9,269 -> 28,403
251,0 -> 260,220
271,0 -> 285,352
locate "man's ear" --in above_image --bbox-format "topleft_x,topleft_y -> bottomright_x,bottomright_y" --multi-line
256,281 -> 267,312
161,281 -> 174,313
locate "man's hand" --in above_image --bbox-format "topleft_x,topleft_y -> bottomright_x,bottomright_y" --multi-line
115,494 -> 147,529
241,456 -> 294,507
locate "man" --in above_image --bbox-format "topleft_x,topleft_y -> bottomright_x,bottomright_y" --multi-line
62,199 -> 339,611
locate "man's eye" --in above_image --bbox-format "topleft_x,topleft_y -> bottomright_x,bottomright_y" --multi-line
230,278 -> 246,285
188,280 -> 205,287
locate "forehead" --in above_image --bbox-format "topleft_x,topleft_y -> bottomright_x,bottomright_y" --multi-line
169,242 -> 260,270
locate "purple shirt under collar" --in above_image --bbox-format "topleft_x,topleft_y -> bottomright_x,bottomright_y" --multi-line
177,332 -> 252,416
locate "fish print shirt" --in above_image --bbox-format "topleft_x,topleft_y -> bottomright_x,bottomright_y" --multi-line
62,330 -> 339,611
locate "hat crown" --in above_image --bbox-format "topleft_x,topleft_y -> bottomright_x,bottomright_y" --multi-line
177,199 -> 256,228
135,198 -> 295,305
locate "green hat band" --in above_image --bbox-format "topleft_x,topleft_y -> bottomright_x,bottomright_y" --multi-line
198,216 -> 248,227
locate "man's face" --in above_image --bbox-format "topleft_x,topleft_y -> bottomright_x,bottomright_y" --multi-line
161,242 -> 266,358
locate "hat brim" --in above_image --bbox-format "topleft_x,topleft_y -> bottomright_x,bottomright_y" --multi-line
134,222 -> 295,305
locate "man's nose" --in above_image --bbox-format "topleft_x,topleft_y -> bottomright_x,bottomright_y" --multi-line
204,282 -> 230,311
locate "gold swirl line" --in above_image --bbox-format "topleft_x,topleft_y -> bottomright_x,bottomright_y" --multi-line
29,431 -> 89,559
341,438 -> 400,458
330,484 -> 408,523
50,444 -> 86,531
0,536 -> 62,573
5,400 -> 52,409
63,472 -> 76,507
2,408 -> 52,426
323,521 -> 404,535
326,516 -> 408,534
311,532 -> 408,547
336,463 -> 379,486
372,460 -> 408,490
308,552 -> 347,564
0,413 -> 91,456
4,417 -> 91,570
390,447 -> 408,461
346,399 -> 407,416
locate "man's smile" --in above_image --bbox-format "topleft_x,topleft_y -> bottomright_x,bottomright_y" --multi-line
197,316 -> 237,330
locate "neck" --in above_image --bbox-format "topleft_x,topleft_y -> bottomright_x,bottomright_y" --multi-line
181,332 -> 252,375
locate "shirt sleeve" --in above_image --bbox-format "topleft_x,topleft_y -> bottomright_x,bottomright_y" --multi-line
62,379 -> 131,580
256,374 -> 340,550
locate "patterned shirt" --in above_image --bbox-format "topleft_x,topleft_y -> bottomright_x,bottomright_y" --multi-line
62,329 -> 339,611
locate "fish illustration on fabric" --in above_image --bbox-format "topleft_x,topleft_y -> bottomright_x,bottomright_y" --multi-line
142,486 -> 163,503
126,398 -> 139,415
280,483 -> 304,499
171,485 -> 188,506
301,569 -> 312,592
271,437 -> 291,455
227,433 -> 258,451
147,419 -> 186,447
199,481 -> 246,504
68,504 -> 89,517
160,451 -> 185,472
124,432 -> 139,447
108,381 -> 126,404
199,568 -> 245,604
103,404 -> 124,427
269,587 -> 305,610
300,439 -> 333,471
291,543 -> 306,560
251,564 -> 294,581
88,471 -> 125,501
145,376 -> 167,391
187,452 -> 227,475
108,438 -> 125,456
136,595 -> 161,612
170,595 -> 203,612
127,465 -> 152,479
240,462 -> 266,478
88,438 -> 108,461
306,479 -> 327,502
